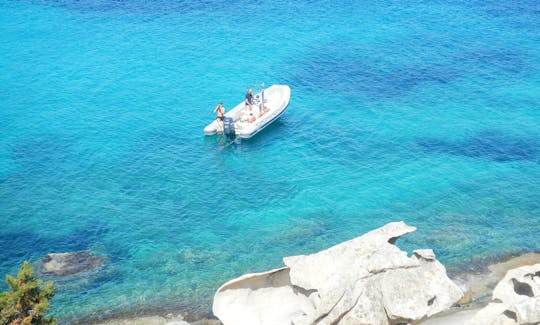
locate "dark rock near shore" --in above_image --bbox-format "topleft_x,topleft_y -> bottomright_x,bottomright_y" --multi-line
41,251 -> 105,276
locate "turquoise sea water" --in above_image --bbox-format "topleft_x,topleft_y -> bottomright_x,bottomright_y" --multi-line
1,0 -> 539,321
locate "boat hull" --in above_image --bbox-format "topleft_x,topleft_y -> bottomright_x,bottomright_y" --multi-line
235,102 -> 289,139
203,85 -> 291,138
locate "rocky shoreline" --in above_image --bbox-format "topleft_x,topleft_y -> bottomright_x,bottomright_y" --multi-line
211,221 -> 540,324
61,222 -> 540,325
92,315 -> 220,325
420,253 -> 540,324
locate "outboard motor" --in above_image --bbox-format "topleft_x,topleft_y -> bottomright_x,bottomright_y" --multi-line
223,117 -> 235,138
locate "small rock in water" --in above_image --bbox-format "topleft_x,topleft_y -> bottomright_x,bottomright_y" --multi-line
457,288 -> 474,305
42,251 -> 105,276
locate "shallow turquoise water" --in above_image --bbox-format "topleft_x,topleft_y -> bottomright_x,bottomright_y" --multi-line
1,0 -> 539,321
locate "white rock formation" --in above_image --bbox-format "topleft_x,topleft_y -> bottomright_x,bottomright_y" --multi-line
213,221 -> 463,325
464,302 -> 517,325
465,263 -> 540,325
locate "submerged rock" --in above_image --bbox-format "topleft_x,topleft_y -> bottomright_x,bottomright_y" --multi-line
41,251 -> 105,276
213,221 -> 463,325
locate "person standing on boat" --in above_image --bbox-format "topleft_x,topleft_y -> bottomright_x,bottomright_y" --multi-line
245,88 -> 254,111
213,102 -> 225,133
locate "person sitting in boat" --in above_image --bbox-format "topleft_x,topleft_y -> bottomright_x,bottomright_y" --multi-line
213,102 -> 225,133
245,89 -> 254,111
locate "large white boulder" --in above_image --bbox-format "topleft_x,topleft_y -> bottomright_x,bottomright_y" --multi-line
213,221 -> 463,325
212,267 -> 317,325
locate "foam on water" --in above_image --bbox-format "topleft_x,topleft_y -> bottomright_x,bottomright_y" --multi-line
1,0 -> 539,321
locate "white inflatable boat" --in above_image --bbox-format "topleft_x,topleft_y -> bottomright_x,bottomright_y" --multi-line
203,84 -> 291,139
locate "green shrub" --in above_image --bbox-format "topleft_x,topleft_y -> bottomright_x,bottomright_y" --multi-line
0,261 -> 56,325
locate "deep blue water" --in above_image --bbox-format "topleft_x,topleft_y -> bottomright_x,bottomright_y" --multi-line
1,0 -> 539,321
